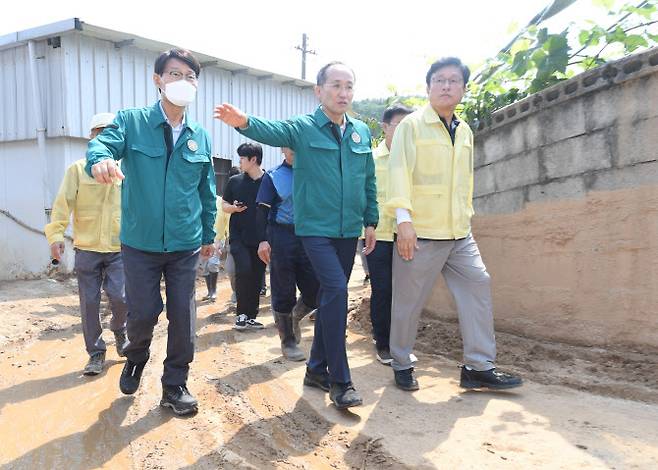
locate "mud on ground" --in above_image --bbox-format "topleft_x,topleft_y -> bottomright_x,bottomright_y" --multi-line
349,295 -> 658,404
1,271 -> 658,469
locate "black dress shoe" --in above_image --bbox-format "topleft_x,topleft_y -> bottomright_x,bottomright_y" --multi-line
460,366 -> 523,390
160,385 -> 198,415
303,368 -> 330,392
394,367 -> 419,391
119,356 -> 148,395
329,382 -> 363,409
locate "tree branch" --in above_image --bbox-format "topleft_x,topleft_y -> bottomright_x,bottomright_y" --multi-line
623,20 -> 658,34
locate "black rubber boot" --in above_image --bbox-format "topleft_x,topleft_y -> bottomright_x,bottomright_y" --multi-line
274,311 -> 306,361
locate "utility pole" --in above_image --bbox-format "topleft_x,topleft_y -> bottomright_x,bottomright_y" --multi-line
295,33 -> 317,80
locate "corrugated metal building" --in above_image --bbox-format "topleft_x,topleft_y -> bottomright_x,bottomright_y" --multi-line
0,18 -> 317,279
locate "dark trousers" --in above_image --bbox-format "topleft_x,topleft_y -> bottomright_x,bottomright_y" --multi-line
365,240 -> 393,350
270,224 -> 319,313
75,250 -> 128,355
300,237 -> 357,385
231,240 -> 266,318
121,244 -> 199,386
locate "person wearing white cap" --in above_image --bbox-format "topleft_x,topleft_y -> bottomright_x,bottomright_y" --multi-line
45,111 -> 128,376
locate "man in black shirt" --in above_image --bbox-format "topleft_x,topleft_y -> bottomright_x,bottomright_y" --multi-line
222,143 -> 266,330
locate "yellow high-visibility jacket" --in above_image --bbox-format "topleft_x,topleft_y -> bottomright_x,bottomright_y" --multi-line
372,140 -> 395,242
386,104 -> 474,240
45,159 -> 121,252
214,199 -> 230,241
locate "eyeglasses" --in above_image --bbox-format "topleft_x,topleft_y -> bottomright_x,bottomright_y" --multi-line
325,83 -> 354,92
430,78 -> 463,87
164,70 -> 198,82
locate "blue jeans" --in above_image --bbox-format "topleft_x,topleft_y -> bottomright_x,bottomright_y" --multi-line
121,244 -> 199,386
270,224 -> 319,313
366,240 -> 393,350
300,237 -> 357,384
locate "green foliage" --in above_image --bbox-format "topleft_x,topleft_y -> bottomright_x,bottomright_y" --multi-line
593,0 -> 616,9
461,0 -> 657,129
352,95 -> 427,144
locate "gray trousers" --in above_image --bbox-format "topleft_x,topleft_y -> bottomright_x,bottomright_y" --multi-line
224,241 -> 236,293
121,244 -> 199,386
356,239 -> 369,275
75,250 -> 128,356
390,233 -> 496,371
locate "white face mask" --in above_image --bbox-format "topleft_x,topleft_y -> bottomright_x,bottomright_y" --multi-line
162,79 -> 197,107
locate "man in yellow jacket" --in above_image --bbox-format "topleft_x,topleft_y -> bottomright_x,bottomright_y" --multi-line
202,165 -> 240,302
367,104 -> 412,365
199,197 -> 225,302
45,112 -> 128,376
386,58 -> 522,391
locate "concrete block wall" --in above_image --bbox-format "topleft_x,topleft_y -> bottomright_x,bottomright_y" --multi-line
472,47 -> 658,215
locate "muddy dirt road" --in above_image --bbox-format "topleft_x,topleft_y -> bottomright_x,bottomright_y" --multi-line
1,266 -> 657,469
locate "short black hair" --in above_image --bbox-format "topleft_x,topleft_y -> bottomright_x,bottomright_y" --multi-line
237,143 -> 263,165
425,57 -> 470,86
316,61 -> 355,86
382,103 -> 413,124
228,166 -> 240,177
155,48 -> 201,78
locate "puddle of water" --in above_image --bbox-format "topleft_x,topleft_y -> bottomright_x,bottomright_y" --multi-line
0,335 -> 132,468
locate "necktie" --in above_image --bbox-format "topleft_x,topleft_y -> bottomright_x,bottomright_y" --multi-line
330,123 -> 342,144
163,123 -> 174,169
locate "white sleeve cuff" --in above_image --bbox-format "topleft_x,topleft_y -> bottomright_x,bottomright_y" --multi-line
396,208 -> 412,225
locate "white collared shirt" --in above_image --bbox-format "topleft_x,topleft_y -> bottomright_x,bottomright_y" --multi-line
159,101 -> 186,144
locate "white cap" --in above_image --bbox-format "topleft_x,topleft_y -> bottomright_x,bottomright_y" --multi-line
89,112 -> 115,131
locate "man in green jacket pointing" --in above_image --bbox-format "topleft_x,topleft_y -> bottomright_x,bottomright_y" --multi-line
215,61 -> 378,409
87,48 -> 216,416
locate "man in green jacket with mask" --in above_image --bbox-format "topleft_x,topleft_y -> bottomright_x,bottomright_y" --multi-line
214,61 -> 378,409
86,48 -> 216,416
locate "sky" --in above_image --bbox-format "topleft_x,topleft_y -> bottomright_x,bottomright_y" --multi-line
0,0 -> 617,99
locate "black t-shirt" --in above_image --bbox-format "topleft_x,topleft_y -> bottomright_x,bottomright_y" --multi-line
222,173 -> 263,246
